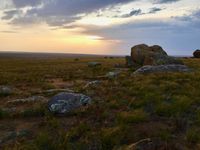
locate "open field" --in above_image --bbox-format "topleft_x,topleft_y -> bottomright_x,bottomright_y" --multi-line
0,55 -> 200,150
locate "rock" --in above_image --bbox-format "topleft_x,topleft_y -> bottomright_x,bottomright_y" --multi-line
1,107 -> 17,113
48,92 -> 92,114
0,86 -> 13,96
88,62 -> 101,67
7,96 -> 47,104
43,89 -> 74,94
106,71 -> 121,78
84,80 -> 101,89
193,50 -> 200,58
17,130 -> 30,138
125,56 -> 135,67
114,63 -> 124,68
123,138 -> 165,150
134,65 -> 191,74
131,44 -> 182,66
0,130 -> 30,145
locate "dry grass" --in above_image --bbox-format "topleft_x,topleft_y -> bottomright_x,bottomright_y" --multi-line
0,57 -> 200,149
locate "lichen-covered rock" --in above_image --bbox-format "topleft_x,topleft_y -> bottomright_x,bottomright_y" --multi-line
193,50 -> 200,58
48,92 -> 92,114
134,65 -> 191,74
131,44 -> 182,66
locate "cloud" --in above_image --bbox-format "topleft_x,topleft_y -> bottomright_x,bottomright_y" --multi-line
80,9 -> 200,55
153,0 -> 180,4
120,9 -> 143,18
0,30 -> 18,33
2,0 -> 134,26
148,7 -> 162,14
114,7 -> 163,18
1,9 -> 22,20
12,0 -> 42,8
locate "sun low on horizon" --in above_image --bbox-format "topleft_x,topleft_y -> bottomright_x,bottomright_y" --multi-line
0,0 -> 200,55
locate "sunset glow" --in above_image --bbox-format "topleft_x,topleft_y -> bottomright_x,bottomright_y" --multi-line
0,0 -> 200,55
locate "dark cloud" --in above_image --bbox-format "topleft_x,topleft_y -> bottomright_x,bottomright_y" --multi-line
2,0 -> 135,26
1,9 -> 22,20
120,9 -> 143,18
148,7 -> 162,14
114,7 -> 163,18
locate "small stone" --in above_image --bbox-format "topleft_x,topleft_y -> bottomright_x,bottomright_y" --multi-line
88,62 -> 101,67
106,71 -> 121,78
84,80 -> 101,89
17,130 -> 30,138
0,86 -> 13,96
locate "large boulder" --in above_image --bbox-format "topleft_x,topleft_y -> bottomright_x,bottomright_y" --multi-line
133,64 -> 191,74
131,44 -> 182,66
193,50 -> 200,58
48,92 -> 92,114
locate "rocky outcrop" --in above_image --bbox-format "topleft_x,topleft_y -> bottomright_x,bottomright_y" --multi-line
193,50 -> 200,58
48,92 -> 92,114
130,44 -> 182,66
134,64 -> 191,74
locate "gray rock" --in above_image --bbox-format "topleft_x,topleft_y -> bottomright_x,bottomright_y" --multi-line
134,64 -> 191,74
7,96 -> 47,104
0,130 -> 30,144
88,62 -> 101,67
17,130 -> 30,138
0,86 -> 13,96
43,89 -> 74,93
84,80 -> 101,89
48,92 -> 92,114
106,71 -> 121,78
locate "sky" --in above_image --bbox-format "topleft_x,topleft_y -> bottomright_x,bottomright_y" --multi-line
0,0 -> 200,55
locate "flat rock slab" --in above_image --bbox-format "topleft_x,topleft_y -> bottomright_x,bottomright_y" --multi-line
134,65 -> 191,74
7,96 -> 47,104
48,92 -> 92,114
